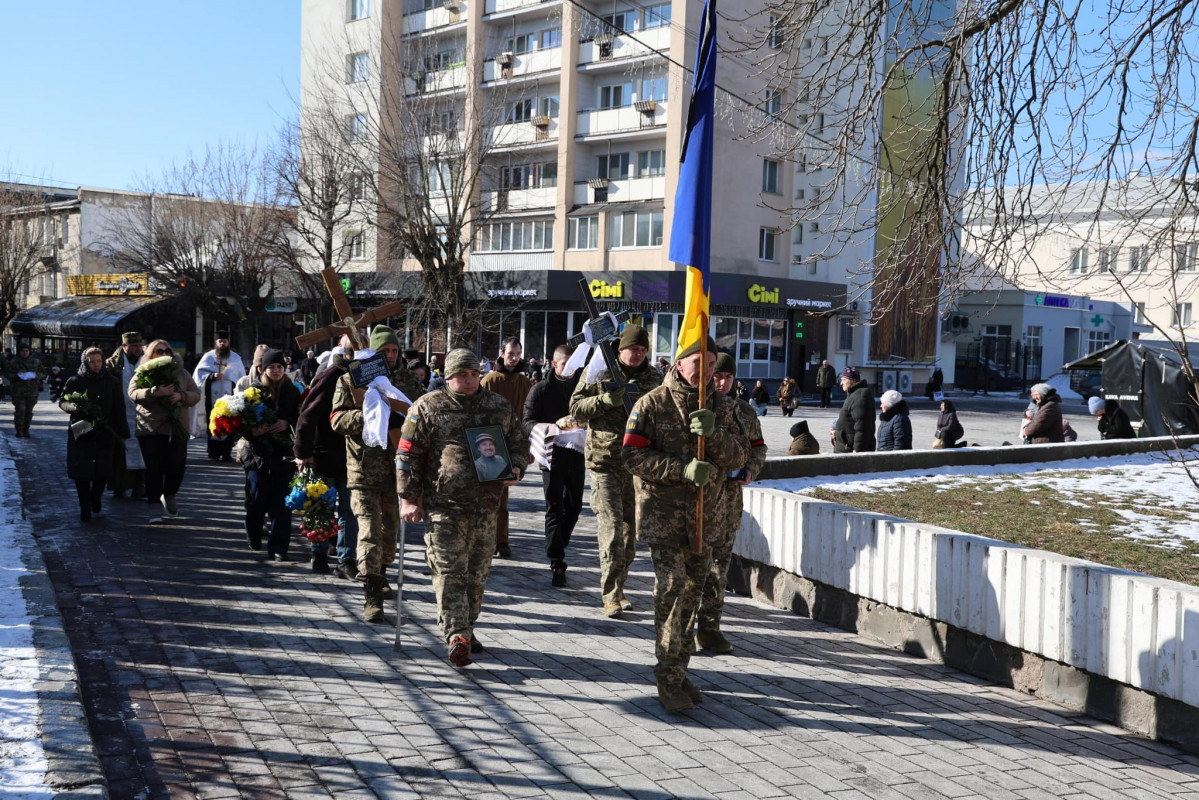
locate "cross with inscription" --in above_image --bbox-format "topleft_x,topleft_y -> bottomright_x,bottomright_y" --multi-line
566,277 -> 640,414
294,267 -> 405,350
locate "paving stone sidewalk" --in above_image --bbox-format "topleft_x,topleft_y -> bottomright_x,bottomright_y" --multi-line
10,398 -> 1199,799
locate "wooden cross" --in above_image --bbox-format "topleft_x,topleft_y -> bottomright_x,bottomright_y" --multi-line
294,268 -> 405,350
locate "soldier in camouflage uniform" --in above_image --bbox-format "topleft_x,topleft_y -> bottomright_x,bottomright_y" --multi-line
330,326 -> 424,624
569,324 -> 663,617
6,343 -> 45,438
697,352 -> 768,655
397,348 -> 528,667
622,337 -> 749,712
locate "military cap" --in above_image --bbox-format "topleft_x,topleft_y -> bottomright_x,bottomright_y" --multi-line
121,331 -> 143,345
618,324 -> 649,351
444,348 -> 479,379
713,352 -> 736,376
675,335 -> 717,361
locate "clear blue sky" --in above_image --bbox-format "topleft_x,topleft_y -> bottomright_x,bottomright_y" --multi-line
0,1 -> 299,191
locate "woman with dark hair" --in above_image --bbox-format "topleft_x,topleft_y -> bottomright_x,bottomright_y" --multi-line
933,399 -> 964,448
242,349 -> 301,560
750,380 -> 770,416
61,347 -> 130,521
128,340 -> 201,524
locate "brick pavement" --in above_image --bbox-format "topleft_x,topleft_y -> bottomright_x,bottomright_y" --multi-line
10,396 -> 1199,799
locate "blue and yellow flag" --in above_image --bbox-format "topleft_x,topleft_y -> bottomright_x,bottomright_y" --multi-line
670,0 -> 717,359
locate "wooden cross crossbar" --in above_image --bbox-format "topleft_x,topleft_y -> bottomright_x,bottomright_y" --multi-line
574,278 -> 640,415
294,268 -> 404,350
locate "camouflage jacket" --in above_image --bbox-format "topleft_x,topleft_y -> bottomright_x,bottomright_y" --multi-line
717,397 -> 769,535
6,355 -> 44,396
621,368 -> 750,549
330,361 -> 424,489
569,359 -> 662,471
396,387 -> 528,513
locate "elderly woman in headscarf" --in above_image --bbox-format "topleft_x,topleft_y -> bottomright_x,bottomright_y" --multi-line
60,347 -> 130,522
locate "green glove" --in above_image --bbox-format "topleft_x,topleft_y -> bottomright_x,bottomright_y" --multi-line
600,387 -> 626,408
683,458 -> 718,486
688,408 -> 715,437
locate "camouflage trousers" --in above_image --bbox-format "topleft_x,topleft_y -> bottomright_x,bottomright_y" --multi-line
649,543 -> 712,689
351,488 -> 399,578
425,509 -> 497,643
698,484 -> 742,633
591,469 -> 636,605
11,392 -> 36,434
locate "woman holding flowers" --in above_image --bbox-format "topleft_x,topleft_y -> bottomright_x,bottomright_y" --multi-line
128,339 -> 200,524
60,347 -> 130,522
241,349 -> 300,560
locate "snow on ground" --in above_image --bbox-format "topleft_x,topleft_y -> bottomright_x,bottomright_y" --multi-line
1045,372 -> 1083,400
0,449 -> 52,799
762,451 -> 1199,548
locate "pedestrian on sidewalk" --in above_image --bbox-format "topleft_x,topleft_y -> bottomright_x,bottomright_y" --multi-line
398,348 -> 527,666
816,359 -> 837,408
523,343 -> 584,587
1023,383 -> 1064,444
60,347 -> 130,522
833,367 -> 876,453
294,334 -> 360,577
6,343 -> 44,438
480,337 -> 533,558
750,380 -> 770,416
243,349 -> 301,561
569,324 -> 663,618
700,352 -> 767,655
876,390 -> 912,451
105,333 -> 147,499
128,340 -> 200,524
622,336 -> 750,712
776,377 -> 797,417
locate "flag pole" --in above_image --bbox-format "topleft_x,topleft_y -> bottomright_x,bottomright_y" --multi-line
694,323 -> 707,554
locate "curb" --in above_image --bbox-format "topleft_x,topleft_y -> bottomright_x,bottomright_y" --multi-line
1,436 -> 107,799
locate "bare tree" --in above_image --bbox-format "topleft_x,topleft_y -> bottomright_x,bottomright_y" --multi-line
0,179 -> 58,333
100,144 -> 293,348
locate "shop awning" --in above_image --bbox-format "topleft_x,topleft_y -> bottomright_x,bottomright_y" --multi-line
9,295 -> 163,338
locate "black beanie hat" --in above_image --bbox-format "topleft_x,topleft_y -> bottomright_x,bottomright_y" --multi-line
713,352 -> 736,376
790,420 -> 810,438
261,348 -> 286,368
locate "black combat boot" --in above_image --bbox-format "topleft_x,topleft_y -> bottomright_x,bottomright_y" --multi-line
363,575 -> 386,624
311,551 -> 331,574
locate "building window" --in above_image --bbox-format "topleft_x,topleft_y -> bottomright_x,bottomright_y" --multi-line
768,15 -> 784,49
1086,330 -> 1112,353
762,160 -> 780,194
539,95 -> 559,117
349,0 -> 370,21
540,28 -> 562,49
1128,244 -> 1150,272
504,98 -> 534,123
347,52 -> 369,83
348,173 -> 368,201
1069,246 -> 1088,274
643,3 -> 671,29
763,90 -> 782,120
641,76 -> 667,102
476,219 -> 555,252
758,228 -> 777,261
345,231 -> 366,259
424,48 -> 461,72
608,209 -> 663,247
1134,302 -> 1147,324
1174,242 -> 1199,273
599,83 -> 633,109
597,152 -> 631,180
500,162 -> 556,189
1025,325 -> 1042,367
637,150 -> 665,177
1098,246 -> 1119,272
838,316 -> 854,351
567,216 -> 598,250
1173,303 -> 1193,328
600,12 -> 628,33
348,113 -> 367,142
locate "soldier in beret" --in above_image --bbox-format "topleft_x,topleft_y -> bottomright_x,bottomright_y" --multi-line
397,348 -> 528,667
622,336 -> 749,712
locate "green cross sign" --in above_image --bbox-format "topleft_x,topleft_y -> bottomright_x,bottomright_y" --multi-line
1091,314 -> 1104,326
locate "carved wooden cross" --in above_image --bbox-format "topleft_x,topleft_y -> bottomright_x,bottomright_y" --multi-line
294,267 -> 405,350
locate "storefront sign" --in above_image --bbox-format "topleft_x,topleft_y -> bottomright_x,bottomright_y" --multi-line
265,297 -> 298,313
485,288 -> 538,299
785,297 -> 835,309
588,279 -> 624,299
1035,293 -> 1075,309
67,273 -> 152,296
747,284 -> 779,304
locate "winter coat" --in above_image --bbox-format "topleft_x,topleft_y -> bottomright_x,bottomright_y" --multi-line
1023,390 -> 1064,444
935,402 -> 964,447
61,365 -> 131,481
1098,401 -> 1135,440
815,364 -> 837,389
127,353 -> 201,438
6,354 -> 44,398
330,360 -> 425,489
751,385 -> 770,405
523,368 -> 582,433
241,378 -> 301,474
293,353 -> 351,486
876,400 -> 913,451
569,359 -> 663,471
299,357 -> 321,386
834,380 -> 876,453
480,360 -> 534,422
788,432 -> 821,456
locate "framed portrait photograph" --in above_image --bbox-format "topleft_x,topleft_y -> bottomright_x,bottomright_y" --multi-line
464,425 -> 514,483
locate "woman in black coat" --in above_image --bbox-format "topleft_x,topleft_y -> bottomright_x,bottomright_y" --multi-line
934,399 -> 964,448
876,390 -> 913,451
243,349 -> 301,561
60,347 -> 131,521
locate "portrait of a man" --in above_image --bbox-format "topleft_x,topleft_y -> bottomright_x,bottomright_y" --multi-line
468,427 -> 513,482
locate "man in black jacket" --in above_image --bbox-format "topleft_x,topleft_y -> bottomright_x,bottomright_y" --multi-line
834,366 -> 876,452
293,335 -> 359,577
524,344 -> 584,587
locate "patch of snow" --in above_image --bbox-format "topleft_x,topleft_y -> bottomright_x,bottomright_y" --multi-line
1045,372 -> 1083,400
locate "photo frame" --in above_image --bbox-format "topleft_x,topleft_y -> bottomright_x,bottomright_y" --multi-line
464,425 -> 514,483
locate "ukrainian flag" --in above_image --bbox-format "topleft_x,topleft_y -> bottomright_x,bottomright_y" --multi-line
670,0 -> 718,359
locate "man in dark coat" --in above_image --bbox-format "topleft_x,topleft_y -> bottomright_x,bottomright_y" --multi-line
523,343 -> 584,587
1089,395 -> 1135,440
299,349 -> 321,386
815,359 -> 837,408
834,366 -> 876,452
1023,382 -> 1065,444
294,334 -> 359,577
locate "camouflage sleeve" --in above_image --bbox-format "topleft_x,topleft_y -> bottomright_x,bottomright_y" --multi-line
330,375 -> 364,437
503,406 -> 529,473
703,403 -> 751,473
740,402 -> 768,479
395,396 -> 429,502
569,377 -> 608,422
621,397 -> 687,485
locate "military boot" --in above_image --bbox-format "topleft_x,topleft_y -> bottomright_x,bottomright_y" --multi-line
657,683 -> 693,713
681,678 -> 704,705
363,576 -> 386,624
695,628 -> 734,655
311,551 -> 331,574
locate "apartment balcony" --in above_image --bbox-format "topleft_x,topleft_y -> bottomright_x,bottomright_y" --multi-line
482,47 -> 561,82
405,65 -> 468,96
403,1 -> 467,35
488,117 -> 559,149
470,252 -> 554,271
577,26 -> 670,68
484,0 -> 559,16
420,129 -> 468,154
573,175 -> 665,205
481,186 -> 558,213
575,102 -> 666,139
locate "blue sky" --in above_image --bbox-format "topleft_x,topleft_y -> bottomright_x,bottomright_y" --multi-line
0,1 -> 299,191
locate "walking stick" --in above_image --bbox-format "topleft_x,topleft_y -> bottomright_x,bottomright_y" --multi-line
393,516 -> 406,652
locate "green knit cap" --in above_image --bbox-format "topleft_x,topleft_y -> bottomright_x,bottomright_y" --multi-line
713,352 -> 736,376
369,325 -> 401,351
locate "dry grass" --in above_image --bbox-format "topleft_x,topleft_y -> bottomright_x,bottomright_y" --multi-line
805,482 -> 1199,586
